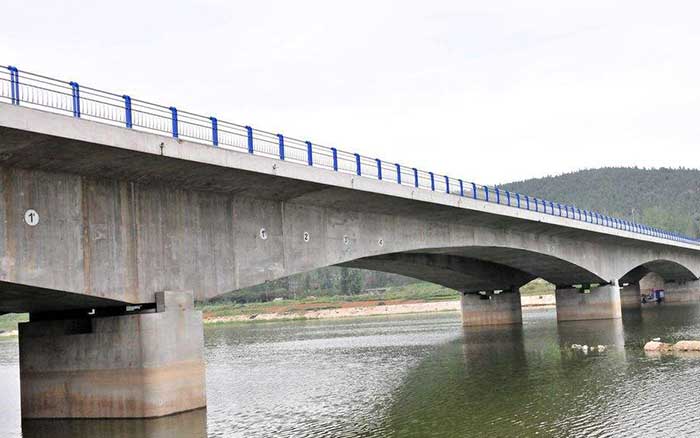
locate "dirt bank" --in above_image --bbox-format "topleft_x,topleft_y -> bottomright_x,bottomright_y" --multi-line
204,295 -> 555,324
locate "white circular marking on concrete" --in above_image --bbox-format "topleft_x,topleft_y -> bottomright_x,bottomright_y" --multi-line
259,228 -> 268,240
343,235 -> 350,245
378,239 -> 384,247
24,209 -> 39,226
303,232 -> 310,242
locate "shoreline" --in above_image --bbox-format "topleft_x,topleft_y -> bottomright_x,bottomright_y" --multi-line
203,295 -> 556,325
0,296 -> 557,335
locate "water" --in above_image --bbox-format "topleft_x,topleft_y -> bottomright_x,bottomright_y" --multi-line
2,305 -> 700,437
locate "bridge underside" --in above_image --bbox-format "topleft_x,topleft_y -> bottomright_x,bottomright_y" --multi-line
0,281 -> 126,315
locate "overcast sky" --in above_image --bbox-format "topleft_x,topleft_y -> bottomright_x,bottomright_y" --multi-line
3,1 -> 699,184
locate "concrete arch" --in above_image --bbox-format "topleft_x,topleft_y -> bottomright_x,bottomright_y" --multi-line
618,259 -> 699,284
341,246 -> 606,293
341,253 -> 536,293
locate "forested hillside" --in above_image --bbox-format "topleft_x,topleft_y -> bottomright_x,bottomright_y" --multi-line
212,167 -> 700,303
501,167 -> 700,238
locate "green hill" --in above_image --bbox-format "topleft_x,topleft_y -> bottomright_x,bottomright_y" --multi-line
501,167 -> 700,238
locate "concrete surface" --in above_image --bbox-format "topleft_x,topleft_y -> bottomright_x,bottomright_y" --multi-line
620,283 -> 642,309
460,289 -> 523,326
18,291 -> 206,418
555,284 -> 622,321
0,105 -> 700,312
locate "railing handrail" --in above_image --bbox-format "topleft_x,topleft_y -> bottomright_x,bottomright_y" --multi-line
1,64 -> 697,246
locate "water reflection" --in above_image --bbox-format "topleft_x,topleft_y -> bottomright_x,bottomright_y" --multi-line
3,306 -> 700,437
22,408 -> 207,438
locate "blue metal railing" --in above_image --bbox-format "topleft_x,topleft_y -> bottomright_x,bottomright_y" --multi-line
0,64 -> 697,246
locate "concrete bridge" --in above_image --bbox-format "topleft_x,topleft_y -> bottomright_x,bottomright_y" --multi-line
2,67 -> 700,420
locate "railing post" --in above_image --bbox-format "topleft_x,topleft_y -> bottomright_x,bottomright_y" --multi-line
123,95 -> 133,128
506,190 -> 511,206
495,188 -> 500,204
542,199 -> 547,213
557,203 -> 562,216
355,154 -> 361,175
516,193 -> 521,208
331,147 -> 338,170
525,195 -> 530,210
277,134 -> 285,160
396,164 -> 401,184
70,81 -> 81,118
459,179 -> 464,197
484,186 -> 489,202
534,197 -> 538,212
8,66 -> 19,105
306,141 -> 313,166
210,117 -> 218,146
471,182 -> 477,200
376,159 -> 382,180
429,172 -> 435,191
445,176 -> 450,194
169,106 -> 178,137
245,126 -> 253,153
413,168 -> 419,187
550,201 -> 555,215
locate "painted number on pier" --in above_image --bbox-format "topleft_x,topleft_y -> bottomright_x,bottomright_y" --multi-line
24,209 -> 39,226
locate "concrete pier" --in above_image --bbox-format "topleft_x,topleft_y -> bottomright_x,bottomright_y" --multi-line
555,283 -> 622,321
18,292 -> 206,419
460,289 -> 522,326
620,283 -> 641,309
663,279 -> 700,304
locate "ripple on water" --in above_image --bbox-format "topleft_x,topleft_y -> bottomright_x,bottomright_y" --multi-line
3,308 -> 700,436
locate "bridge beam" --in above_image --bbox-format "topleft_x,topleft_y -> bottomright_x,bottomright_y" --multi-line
555,282 -> 622,321
460,287 -> 522,326
18,291 -> 205,419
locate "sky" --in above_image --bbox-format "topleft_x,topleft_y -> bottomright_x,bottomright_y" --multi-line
2,1 -> 699,184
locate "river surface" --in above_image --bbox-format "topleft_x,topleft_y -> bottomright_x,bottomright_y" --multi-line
2,305 -> 700,437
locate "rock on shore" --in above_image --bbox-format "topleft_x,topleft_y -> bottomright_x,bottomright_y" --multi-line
644,340 -> 700,353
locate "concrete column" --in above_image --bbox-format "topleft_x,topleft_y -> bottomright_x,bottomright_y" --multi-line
555,283 -> 622,322
620,283 -> 641,309
18,291 -> 206,419
460,288 -> 522,326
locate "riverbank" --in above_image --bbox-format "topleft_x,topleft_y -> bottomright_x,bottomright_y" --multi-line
0,281 -> 556,331
203,294 -> 555,324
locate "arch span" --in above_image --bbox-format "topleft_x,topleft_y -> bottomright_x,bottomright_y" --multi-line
341,246 -> 605,293
619,259 -> 699,284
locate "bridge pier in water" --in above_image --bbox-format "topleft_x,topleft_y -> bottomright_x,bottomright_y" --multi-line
620,283 -> 642,309
555,282 -> 622,322
18,291 -> 206,419
460,287 -> 522,326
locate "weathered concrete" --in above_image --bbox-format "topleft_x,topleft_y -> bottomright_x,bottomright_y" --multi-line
663,279 -> 700,304
555,283 -> 622,321
460,289 -> 522,326
1,103 -> 700,314
18,291 -> 205,419
620,283 -> 641,309
639,272 -> 665,296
